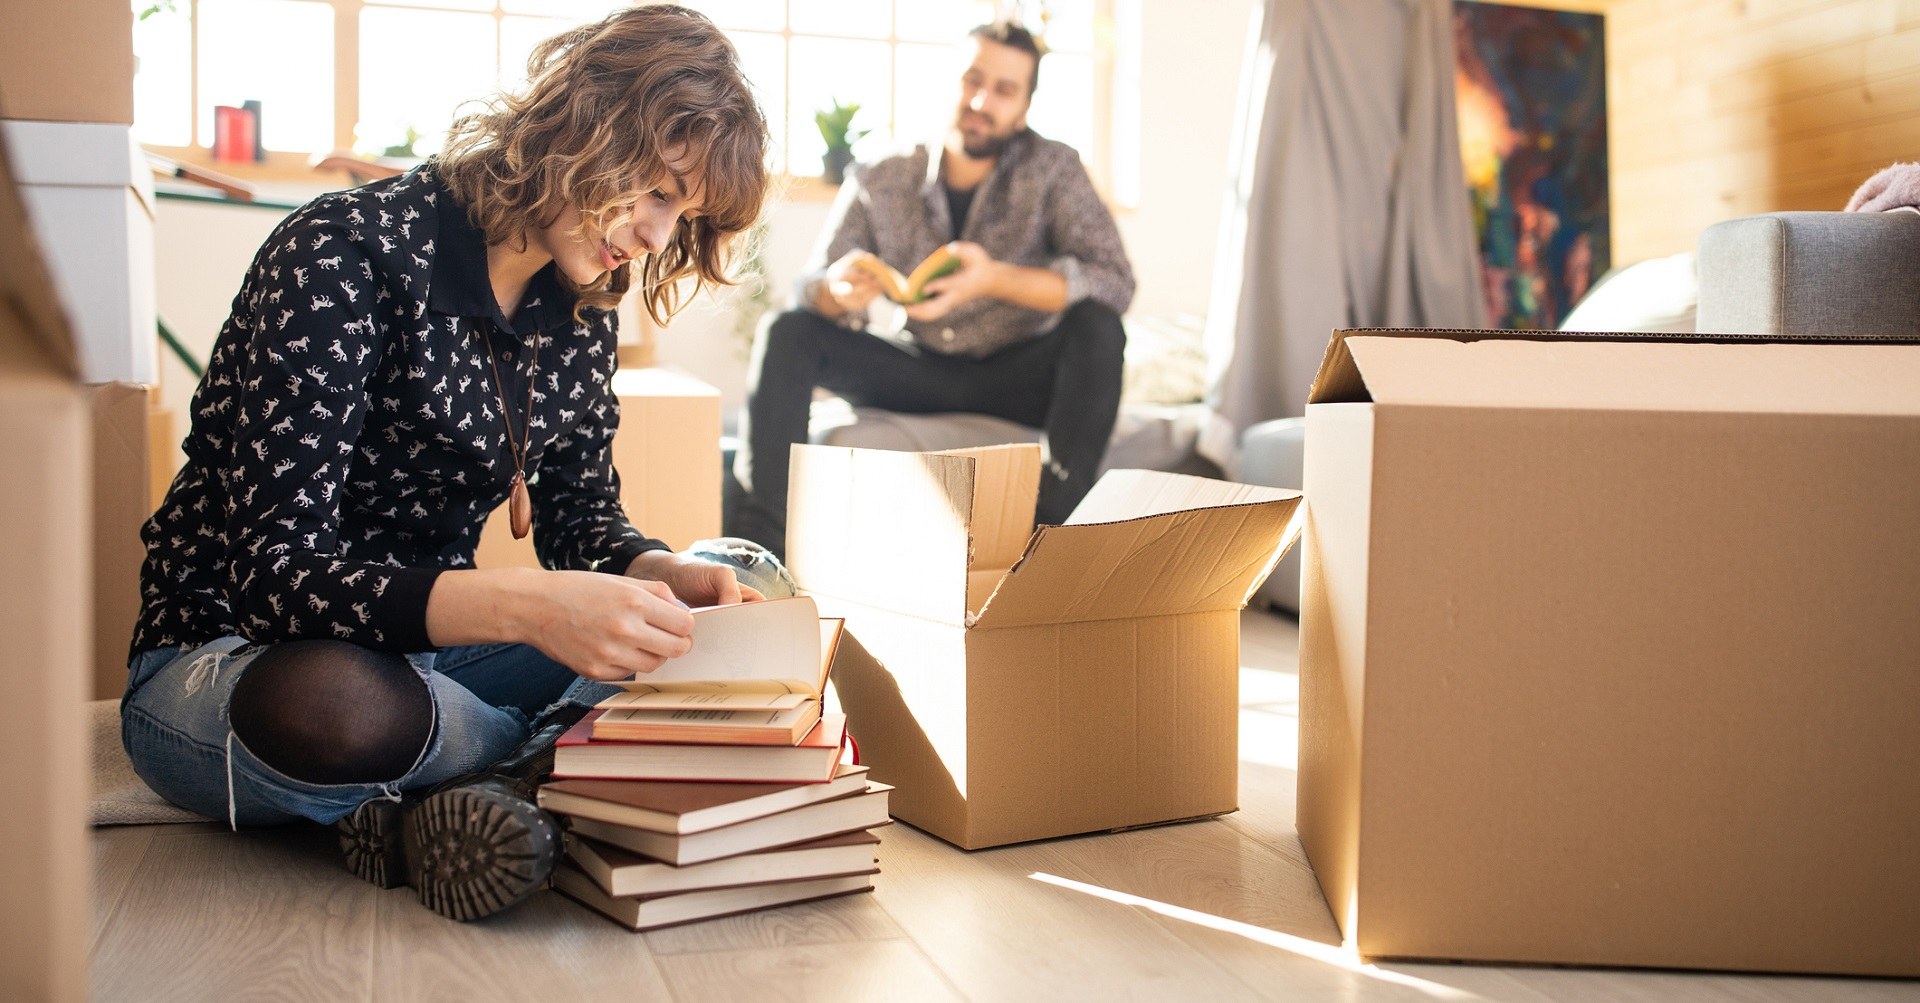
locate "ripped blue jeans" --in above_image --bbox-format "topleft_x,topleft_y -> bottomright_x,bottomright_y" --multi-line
119,540 -> 798,828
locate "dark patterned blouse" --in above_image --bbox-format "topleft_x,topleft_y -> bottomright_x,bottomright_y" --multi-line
132,164 -> 669,659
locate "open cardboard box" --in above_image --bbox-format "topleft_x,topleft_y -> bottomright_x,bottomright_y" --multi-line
789,443 -> 1302,849
1297,327 -> 1920,976
0,120 -> 94,1000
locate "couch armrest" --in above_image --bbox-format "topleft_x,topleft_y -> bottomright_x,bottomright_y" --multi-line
1696,210 -> 1920,337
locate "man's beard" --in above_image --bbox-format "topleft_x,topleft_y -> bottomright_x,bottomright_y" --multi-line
960,125 -> 1017,160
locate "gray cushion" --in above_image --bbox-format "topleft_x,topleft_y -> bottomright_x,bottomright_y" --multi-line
1238,417 -> 1306,613
1696,211 -> 1920,337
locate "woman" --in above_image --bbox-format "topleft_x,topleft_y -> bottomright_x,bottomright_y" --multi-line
122,6 -> 777,922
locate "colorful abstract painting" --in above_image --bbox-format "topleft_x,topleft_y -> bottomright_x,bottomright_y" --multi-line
1454,1 -> 1610,330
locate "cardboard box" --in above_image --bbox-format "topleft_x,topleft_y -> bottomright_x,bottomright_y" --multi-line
91,381 -> 151,700
0,119 -> 93,1002
1297,328 -> 1920,976
788,443 -> 1303,849
474,366 -> 721,568
0,0 -> 134,125
1,119 -> 156,383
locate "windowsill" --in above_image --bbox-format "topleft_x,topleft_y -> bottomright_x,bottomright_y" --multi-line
144,144 -> 847,205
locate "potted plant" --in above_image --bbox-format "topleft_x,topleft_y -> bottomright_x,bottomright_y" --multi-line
814,98 -> 868,185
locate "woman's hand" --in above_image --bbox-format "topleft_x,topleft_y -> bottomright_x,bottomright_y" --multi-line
426,568 -> 697,682
521,570 -> 698,681
625,549 -> 765,607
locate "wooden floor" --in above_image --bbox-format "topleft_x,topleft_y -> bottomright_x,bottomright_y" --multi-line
90,611 -> 1917,1002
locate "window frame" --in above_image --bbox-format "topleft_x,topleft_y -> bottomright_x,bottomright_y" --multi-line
138,0 -> 1123,201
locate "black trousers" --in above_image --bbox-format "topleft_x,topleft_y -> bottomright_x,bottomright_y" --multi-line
726,300 -> 1127,556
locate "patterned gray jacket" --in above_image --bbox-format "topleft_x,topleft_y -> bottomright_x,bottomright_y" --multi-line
802,129 -> 1135,358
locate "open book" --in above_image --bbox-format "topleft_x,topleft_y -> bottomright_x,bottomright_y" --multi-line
850,246 -> 962,304
593,595 -> 843,744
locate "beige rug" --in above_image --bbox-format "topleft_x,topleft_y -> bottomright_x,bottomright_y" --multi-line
90,699 -> 214,826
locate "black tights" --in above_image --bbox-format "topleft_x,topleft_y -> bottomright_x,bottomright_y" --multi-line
228,640 -> 433,786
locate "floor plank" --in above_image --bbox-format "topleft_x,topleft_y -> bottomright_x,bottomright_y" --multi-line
371,878 -> 675,999
89,825 -> 156,953
90,824 -> 379,1001
870,823 -> 1265,1000
655,937 -> 962,1003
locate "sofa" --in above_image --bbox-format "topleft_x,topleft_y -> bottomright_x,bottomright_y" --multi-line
1236,208 -> 1920,613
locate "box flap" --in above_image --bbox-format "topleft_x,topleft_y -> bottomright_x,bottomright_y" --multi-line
1067,468 -> 1300,525
787,444 -> 976,625
1310,328 -> 1920,415
0,127 -> 79,379
970,494 -> 1302,630
936,443 -> 1039,573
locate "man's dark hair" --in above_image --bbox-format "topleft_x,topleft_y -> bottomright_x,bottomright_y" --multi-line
969,20 -> 1047,96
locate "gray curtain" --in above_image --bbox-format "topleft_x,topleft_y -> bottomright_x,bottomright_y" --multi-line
1200,0 -> 1485,470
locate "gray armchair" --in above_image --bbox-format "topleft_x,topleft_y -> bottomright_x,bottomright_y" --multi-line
1696,210 -> 1920,336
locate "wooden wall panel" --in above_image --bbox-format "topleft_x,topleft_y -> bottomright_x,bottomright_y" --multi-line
1602,0 -> 1920,261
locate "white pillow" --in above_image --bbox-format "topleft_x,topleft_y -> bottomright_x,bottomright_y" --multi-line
1559,252 -> 1697,334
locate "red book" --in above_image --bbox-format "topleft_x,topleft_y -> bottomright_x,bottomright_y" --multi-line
554,710 -> 848,783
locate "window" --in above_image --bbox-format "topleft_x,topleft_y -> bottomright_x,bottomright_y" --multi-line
133,0 -> 1131,197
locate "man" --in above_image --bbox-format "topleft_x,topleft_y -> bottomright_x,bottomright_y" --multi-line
726,20 -> 1136,557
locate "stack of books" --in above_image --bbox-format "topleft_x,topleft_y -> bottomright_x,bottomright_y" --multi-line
539,596 -> 891,931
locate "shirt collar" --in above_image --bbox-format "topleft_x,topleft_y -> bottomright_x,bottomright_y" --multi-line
922,127 -> 1037,197
427,176 -> 576,336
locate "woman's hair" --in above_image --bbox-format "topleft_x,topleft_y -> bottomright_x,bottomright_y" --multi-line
438,4 -> 769,324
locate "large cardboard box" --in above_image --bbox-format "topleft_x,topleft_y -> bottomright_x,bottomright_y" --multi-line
1297,328 -> 1920,976
2,119 -> 156,383
789,443 -> 1303,849
0,0 -> 134,125
474,366 -> 721,567
91,381 -> 151,700
0,120 -> 92,1002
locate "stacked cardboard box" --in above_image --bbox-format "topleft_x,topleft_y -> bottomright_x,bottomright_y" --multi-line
0,117 -> 93,1003
474,366 -> 720,567
787,443 -> 1304,849
1296,327 -> 1920,976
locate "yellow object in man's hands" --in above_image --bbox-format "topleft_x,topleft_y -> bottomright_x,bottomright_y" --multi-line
849,245 -> 964,303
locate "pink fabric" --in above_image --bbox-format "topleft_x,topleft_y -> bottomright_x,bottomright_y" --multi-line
1845,161 -> 1920,212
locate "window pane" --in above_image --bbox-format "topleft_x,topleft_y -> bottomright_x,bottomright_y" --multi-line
197,0 -> 333,152
895,0 -> 992,43
681,0 -> 783,32
132,0 -> 192,147
894,42 -> 962,146
1026,51 -> 1091,162
787,37 -> 891,175
789,0 -> 889,39
501,0 -> 619,17
1030,0 -> 1095,52
728,31 -> 786,171
360,7 -> 498,158
364,0 -> 490,11
501,15 -> 572,89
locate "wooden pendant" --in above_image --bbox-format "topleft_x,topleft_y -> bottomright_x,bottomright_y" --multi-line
509,471 -> 532,540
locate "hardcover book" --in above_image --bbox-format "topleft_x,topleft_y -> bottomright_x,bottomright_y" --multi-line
553,863 -> 876,932
563,829 -> 881,898
566,782 -> 893,866
539,763 -> 871,835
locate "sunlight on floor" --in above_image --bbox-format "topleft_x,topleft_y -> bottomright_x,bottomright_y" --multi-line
1027,872 -> 1483,1000
1239,665 -> 1300,771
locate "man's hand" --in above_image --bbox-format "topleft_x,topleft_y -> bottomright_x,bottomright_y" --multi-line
820,249 -> 886,318
626,549 -> 766,608
904,241 -> 998,323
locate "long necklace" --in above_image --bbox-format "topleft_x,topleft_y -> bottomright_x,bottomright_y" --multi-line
482,325 -> 539,540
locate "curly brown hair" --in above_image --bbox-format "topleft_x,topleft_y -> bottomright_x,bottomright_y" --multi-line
437,4 -> 770,324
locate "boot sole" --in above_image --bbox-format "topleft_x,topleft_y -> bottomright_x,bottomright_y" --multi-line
338,784 -> 559,921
